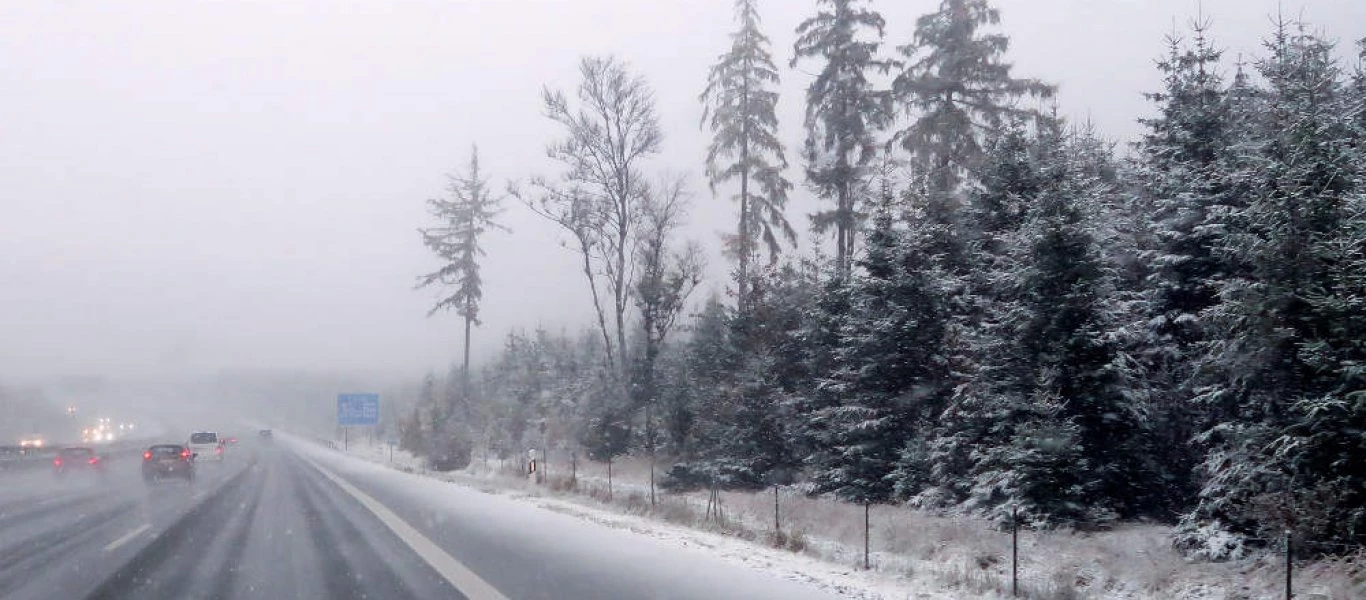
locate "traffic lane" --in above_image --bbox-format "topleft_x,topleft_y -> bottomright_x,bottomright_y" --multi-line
90,443 -> 463,600
293,440 -> 843,600
0,440 -> 180,503
0,448 -> 251,600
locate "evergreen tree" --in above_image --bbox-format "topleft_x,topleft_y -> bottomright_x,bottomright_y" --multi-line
1180,22 -> 1366,556
702,0 -> 795,311
891,0 -> 1053,192
953,123 -> 1154,525
912,123 -> 1043,509
1129,21 -> 1237,512
810,199 -> 960,503
418,145 -> 508,397
792,0 -> 893,277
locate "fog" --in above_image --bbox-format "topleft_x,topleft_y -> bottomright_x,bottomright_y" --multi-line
2,1 -> 1363,417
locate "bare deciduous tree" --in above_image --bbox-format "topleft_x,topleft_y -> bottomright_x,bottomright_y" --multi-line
633,176 -> 704,470
518,55 -> 663,379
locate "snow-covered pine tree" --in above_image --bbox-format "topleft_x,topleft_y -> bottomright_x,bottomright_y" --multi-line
792,0 -> 893,277
910,121 -> 1038,509
702,0 -> 795,312
670,296 -> 735,460
681,265 -> 817,488
890,0 -> 1053,193
1128,20 -> 1238,513
808,200 -> 959,503
951,121 -> 1155,526
1179,22 -> 1366,557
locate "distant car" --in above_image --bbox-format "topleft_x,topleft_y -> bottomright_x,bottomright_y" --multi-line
53,447 -> 104,476
188,431 -> 223,463
0,445 -> 24,470
258,429 -> 272,440
142,444 -> 195,483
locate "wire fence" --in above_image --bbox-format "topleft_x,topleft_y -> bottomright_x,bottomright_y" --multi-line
337,440 -> 1364,600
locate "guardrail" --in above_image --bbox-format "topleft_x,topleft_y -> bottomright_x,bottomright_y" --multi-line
0,440 -> 147,474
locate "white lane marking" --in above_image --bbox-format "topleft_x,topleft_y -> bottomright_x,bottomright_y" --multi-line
103,524 -> 151,552
299,454 -> 510,600
192,490 -> 206,501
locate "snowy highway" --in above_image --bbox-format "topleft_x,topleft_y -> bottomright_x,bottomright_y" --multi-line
0,435 -> 844,600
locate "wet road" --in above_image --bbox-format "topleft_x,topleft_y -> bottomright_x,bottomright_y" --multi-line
0,441 -> 458,600
0,436 -> 841,600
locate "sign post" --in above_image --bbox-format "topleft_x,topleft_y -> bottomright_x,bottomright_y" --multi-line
337,393 -> 380,452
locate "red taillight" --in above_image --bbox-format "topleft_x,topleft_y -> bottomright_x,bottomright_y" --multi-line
181,450 -> 191,459
215,446 -> 223,454
53,458 -> 62,467
88,457 -> 99,465
144,451 -> 152,460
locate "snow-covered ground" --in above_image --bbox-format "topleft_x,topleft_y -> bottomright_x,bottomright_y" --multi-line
326,439 -> 1362,599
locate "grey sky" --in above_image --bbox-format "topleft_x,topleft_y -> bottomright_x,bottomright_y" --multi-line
2,0 -> 1363,382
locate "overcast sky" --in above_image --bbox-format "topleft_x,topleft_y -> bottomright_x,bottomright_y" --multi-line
2,0 -> 1363,382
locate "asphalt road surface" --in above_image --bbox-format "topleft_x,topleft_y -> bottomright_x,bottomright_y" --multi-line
0,435 -> 843,600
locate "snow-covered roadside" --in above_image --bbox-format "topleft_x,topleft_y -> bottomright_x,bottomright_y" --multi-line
318,438 -> 956,600
320,439 -> 1362,600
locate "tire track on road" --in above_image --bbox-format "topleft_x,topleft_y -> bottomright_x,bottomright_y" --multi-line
86,465 -> 253,600
292,453 -> 402,600
0,499 -> 136,595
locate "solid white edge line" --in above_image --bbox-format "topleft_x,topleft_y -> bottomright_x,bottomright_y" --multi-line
103,523 -> 151,552
298,453 -> 510,600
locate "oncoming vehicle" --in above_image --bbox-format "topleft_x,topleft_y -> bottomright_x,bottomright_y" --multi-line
188,431 -> 223,463
53,446 -> 104,476
142,444 -> 195,483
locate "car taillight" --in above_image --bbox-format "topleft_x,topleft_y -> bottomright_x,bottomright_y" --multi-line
88,457 -> 99,465
181,450 -> 191,459
53,458 -> 62,467
144,451 -> 153,460
215,446 -> 223,454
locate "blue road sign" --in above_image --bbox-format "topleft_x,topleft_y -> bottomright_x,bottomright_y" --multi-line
337,393 -> 380,426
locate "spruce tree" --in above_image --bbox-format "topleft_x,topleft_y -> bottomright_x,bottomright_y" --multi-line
792,0 -> 893,277
951,122 -> 1154,525
809,204 -> 957,503
891,0 -> 1053,192
1133,21 -> 1236,512
702,0 -> 795,311
1180,23 -> 1366,556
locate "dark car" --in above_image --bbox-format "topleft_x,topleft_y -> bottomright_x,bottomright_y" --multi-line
0,445 -> 25,471
142,444 -> 195,483
258,429 -> 272,440
53,447 -> 104,476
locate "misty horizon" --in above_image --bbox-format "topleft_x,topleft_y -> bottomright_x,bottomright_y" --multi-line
3,0 -> 1364,383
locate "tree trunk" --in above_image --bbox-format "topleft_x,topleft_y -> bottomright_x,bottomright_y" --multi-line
579,234 -> 617,373
612,190 -> 630,383
738,65 -> 752,314
462,313 -> 473,400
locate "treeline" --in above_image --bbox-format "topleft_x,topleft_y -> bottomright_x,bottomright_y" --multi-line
406,0 -> 1366,559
